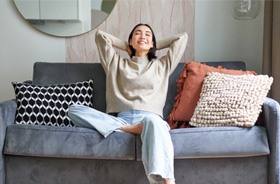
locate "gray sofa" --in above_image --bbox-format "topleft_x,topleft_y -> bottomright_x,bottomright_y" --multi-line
0,61 -> 279,184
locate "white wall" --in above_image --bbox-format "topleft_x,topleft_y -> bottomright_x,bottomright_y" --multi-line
195,0 -> 264,73
91,0 -> 103,10
0,0 -> 65,102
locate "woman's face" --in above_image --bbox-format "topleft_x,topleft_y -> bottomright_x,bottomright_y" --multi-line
129,25 -> 154,56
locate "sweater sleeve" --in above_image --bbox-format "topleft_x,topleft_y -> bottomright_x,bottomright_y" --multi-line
157,32 -> 188,73
95,30 -> 127,71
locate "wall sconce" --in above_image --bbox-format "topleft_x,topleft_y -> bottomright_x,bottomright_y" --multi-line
232,0 -> 261,20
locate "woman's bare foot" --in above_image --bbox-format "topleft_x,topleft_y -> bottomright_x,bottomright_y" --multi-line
164,179 -> 175,184
120,122 -> 143,134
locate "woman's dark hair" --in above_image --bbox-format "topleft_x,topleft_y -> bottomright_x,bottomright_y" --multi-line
128,23 -> 157,61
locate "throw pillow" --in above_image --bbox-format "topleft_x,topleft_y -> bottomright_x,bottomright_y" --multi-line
189,72 -> 273,127
12,79 -> 94,127
168,61 -> 256,129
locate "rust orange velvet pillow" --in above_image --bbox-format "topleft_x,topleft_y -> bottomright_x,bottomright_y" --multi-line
168,61 -> 256,129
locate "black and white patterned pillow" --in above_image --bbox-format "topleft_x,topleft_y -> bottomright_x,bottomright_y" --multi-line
12,79 -> 94,127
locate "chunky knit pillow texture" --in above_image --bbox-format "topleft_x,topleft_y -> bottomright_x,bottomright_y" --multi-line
12,79 -> 94,127
168,61 -> 256,129
189,72 -> 273,127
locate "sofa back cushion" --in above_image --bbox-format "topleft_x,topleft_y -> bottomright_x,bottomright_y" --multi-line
32,61 -> 246,120
32,62 -> 106,113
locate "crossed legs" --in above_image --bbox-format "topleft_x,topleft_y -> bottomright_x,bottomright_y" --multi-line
68,105 -> 175,184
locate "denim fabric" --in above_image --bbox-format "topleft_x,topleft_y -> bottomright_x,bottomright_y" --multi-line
68,104 -> 174,183
141,114 -> 174,184
68,104 -> 127,137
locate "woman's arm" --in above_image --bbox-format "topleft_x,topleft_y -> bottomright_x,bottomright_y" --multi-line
157,32 -> 188,73
156,32 -> 188,50
95,30 -> 128,71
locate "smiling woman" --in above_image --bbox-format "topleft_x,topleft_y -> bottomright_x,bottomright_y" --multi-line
13,0 -> 117,37
128,24 -> 156,59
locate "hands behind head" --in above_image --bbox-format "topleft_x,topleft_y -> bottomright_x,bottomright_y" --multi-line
126,44 -> 132,57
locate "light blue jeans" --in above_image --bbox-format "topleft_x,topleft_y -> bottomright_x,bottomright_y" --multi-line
68,104 -> 175,184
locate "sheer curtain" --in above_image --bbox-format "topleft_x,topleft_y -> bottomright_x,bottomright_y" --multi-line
263,0 -> 280,102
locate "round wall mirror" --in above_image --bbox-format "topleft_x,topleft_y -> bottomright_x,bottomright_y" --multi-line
14,0 -> 117,37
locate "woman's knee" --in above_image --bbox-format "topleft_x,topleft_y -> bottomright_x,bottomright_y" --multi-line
142,114 -> 167,128
68,104 -> 91,119
68,104 -> 96,128
68,104 -> 81,120
68,104 -> 80,115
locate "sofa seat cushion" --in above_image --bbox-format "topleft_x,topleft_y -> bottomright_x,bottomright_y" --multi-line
136,126 -> 269,160
4,124 -> 136,160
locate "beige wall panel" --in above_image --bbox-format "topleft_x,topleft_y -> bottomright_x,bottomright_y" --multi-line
66,0 -> 195,63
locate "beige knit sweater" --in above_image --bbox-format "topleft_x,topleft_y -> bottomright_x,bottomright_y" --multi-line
95,30 -> 188,117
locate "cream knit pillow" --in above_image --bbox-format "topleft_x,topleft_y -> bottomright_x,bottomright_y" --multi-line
189,72 -> 273,127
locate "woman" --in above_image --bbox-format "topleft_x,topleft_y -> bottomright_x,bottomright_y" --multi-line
68,23 -> 188,184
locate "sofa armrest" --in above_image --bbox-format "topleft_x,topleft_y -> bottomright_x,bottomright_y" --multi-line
0,99 -> 17,184
263,97 -> 280,184
0,99 -> 17,126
